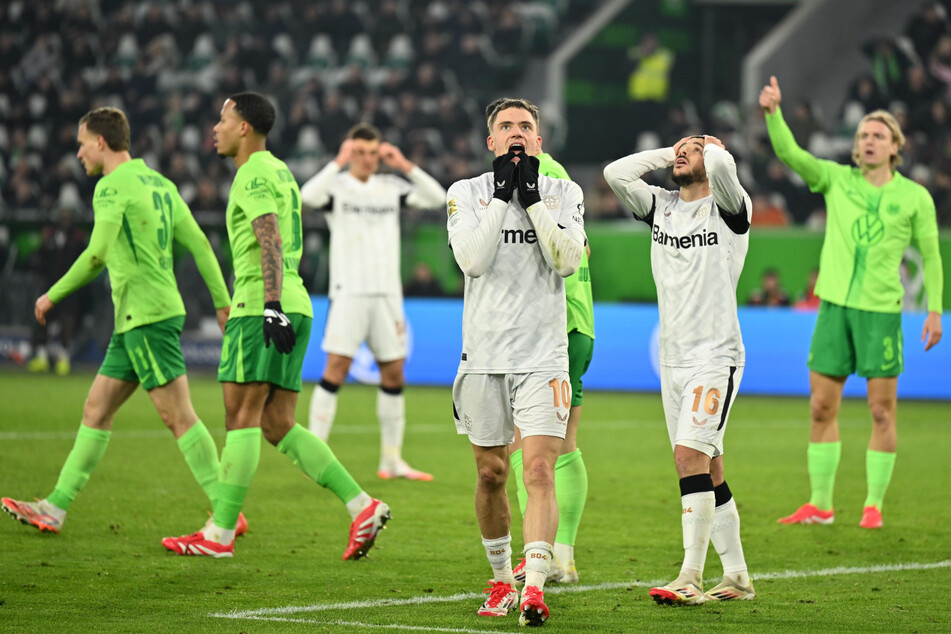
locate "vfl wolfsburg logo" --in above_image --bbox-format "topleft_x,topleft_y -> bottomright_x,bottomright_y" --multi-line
851,214 -> 885,247
245,177 -> 268,190
97,186 -> 118,198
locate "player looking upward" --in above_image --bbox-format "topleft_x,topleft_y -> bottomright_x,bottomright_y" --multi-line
448,97 -> 585,626
509,148 -> 594,585
760,76 -> 943,529
161,93 -> 390,559
302,123 -> 445,481
604,134 -> 755,605
2,107 -> 232,538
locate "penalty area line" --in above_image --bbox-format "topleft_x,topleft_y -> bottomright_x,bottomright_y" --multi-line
211,559 -> 951,623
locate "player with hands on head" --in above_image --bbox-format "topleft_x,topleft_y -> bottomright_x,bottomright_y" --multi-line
604,132 -> 756,605
3,107 -> 233,539
162,93 -> 389,560
760,76 -> 943,530
302,123 -> 446,481
447,97 -> 585,626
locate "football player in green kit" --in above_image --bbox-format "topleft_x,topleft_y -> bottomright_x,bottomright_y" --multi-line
760,76 -> 943,529
162,93 -> 390,558
510,149 -> 594,583
2,107 -> 232,537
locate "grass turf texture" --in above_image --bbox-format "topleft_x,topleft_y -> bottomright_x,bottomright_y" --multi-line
0,369 -> 948,632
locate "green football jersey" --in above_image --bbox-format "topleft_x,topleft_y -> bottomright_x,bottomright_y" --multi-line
87,159 -> 187,333
766,109 -> 941,313
537,152 -> 594,338
226,151 -> 312,318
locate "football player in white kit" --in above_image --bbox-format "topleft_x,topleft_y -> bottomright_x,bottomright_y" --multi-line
302,123 -> 445,481
604,135 -> 755,605
448,98 -> 585,626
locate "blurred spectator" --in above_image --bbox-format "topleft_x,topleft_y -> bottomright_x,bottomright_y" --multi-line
748,268 -> 790,307
751,192 -> 791,227
904,1 -> 949,62
404,262 -> 445,297
794,269 -> 821,311
627,32 -> 675,102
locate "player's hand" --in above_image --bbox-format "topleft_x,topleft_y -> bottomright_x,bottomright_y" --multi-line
703,135 -> 725,150
672,137 -> 694,162
263,301 -> 295,354
216,306 -> 230,335
759,75 -> 782,114
922,310 -> 942,352
34,293 -> 54,325
379,142 -> 413,172
334,139 -> 354,167
492,150 -> 519,203
516,154 -> 542,208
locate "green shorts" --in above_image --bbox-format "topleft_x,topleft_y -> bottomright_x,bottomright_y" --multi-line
99,316 -> 187,390
568,330 -> 594,407
218,314 -> 312,391
808,300 -> 903,378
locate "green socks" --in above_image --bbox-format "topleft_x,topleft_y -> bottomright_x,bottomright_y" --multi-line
807,441 -> 841,511
864,450 -> 896,509
510,448 -> 528,517
47,424 -> 111,510
510,448 -> 588,546
277,424 -> 363,504
215,428 -> 261,530
177,421 -> 220,508
553,450 -> 588,545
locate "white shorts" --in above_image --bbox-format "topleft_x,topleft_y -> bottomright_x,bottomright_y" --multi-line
660,364 -> 743,458
322,295 -> 406,361
452,372 -> 571,447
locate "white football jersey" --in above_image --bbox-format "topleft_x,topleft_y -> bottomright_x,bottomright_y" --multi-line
447,173 -> 586,374
324,171 -> 410,298
604,146 -> 751,367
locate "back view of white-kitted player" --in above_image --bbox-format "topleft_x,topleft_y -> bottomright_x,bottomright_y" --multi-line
604,134 -> 755,605
302,123 -> 445,481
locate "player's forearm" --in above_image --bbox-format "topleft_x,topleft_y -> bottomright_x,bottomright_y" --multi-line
300,161 -> 339,209
47,220 -> 119,303
764,107 -> 824,185
449,199 -> 507,278
704,145 -> 747,214
603,148 -> 672,217
252,214 -> 283,303
919,236 -> 944,313
176,213 -> 231,309
525,202 -> 584,277
405,166 -> 448,209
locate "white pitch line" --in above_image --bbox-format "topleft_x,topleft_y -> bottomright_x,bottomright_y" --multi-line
222,615 -> 509,633
211,559 -> 951,623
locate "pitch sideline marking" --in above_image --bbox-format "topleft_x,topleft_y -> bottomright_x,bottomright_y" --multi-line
211,559 -> 951,624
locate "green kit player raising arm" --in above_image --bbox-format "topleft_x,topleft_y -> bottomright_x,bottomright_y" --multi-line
2,107 -> 233,537
760,76 -> 943,529
162,93 -> 390,559
511,150 -> 594,585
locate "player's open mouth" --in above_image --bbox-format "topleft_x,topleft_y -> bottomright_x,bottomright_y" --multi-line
508,144 -> 525,154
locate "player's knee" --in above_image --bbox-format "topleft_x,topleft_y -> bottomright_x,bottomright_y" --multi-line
868,402 -> 894,429
522,457 -> 555,491
810,395 -> 837,424
477,459 -> 508,491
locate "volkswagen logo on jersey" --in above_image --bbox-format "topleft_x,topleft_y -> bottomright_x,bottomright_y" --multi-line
349,318 -> 414,385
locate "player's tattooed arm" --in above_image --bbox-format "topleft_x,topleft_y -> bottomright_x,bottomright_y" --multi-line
252,213 -> 283,303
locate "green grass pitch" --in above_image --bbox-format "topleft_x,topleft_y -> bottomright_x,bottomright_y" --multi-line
0,370 -> 948,632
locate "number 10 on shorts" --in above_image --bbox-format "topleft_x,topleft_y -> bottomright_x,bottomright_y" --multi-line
549,378 -> 571,410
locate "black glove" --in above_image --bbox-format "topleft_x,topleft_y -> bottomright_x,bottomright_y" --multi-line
263,301 -> 295,354
491,150 -> 519,203
517,154 -> 542,208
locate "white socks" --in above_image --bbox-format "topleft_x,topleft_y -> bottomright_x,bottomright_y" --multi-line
711,497 -> 751,586
345,492 -> 373,520
680,491 -> 715,581
309,384 -> 338,441
523,541 -> 554,590
377,389 -> 405,470
483,534 -> 516,585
